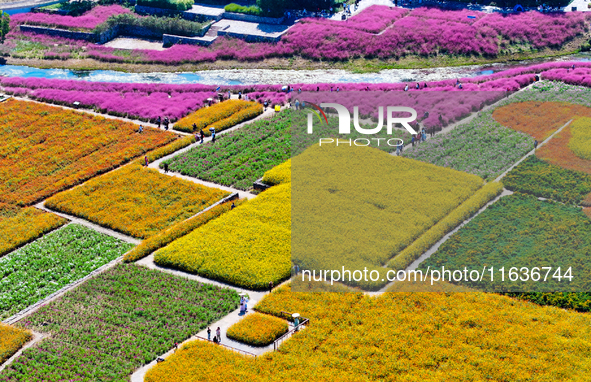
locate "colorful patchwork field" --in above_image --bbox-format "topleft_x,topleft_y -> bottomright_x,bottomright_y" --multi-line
164,110 -> 291,190
0,203 -> 66,257
419,193 -> 591,292
145,286 -> 591,381
0,324 -> 31,365
0,99 -> 175,206
45,164 -> 229,239
292,144 -> 484,289
0,264 -> 237,381
226,313 -> 288,346
154,182 -> 291,290
174,100 -> 263,134
0,224 -> 133,320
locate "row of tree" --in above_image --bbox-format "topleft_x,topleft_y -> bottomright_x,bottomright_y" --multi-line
0,11 -> 9,42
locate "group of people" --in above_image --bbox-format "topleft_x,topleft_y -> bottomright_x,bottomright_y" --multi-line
156,116 -> 169,130
207,327 -> 222,344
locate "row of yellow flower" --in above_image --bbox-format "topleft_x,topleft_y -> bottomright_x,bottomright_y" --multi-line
0,99 -> 175,206
147,284 -> 591,381
0,323 -> 32,365
291,144 -> 484,290
0,203 -> 67,257
205,104 -> 263,136
123,200 -> 244,262
569,117 -> 591,161
137,135 -> 196,165
174,100 -> 260,133
226,313 -> 288,346
387,181 -> 504,270
45,164 -> 229,239
154,182 -> 291,290
261,159 -> 291,186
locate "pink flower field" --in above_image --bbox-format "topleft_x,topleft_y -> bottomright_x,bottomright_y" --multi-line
11,5 -> 131,31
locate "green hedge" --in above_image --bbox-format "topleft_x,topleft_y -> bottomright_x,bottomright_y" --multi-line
224,3 -> 263,16
95,13 -> 205,37
136,0 -> 193,11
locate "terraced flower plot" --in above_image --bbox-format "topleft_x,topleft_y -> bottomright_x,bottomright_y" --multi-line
1,264 -> 238,382
292,144 -> 484,289
174,100 -> 263,134
0,99 -> 175,206
146,285 -> 591,381
0,224 -> 133,320
419,193 -> 591,292
45,164 -> 229,239
227,313 -> 288,346
0,203 -> 66,258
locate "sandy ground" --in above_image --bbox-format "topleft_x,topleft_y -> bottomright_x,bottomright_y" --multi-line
104,37 -> 168,51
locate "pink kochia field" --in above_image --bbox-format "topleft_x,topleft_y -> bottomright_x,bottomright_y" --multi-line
7,5 -> 589,65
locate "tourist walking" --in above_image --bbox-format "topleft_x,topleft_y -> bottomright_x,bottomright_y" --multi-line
212,131 -> 216,143
231,202 -> 235,209
163,162 -> 169,173
216,327 -> 221,342
138,125 -> 143,134
534,139 -> 538,150
200,129 -> 204,143
164,117 -> 169,130
207,327 -> 211,341
269,281 -> 274,292
144,155 -> 149,167
157,116 -> 161,128
411,135 -> 415,147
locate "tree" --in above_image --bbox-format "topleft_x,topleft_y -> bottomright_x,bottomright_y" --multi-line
0,11 -> 9,42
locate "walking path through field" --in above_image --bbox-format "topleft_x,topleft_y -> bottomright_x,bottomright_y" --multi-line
0,332 -> 46,374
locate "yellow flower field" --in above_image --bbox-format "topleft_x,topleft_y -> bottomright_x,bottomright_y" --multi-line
292,144 -> 484,289
45,164 -> 229,239
569,117 -> 591,161
261,159 -> 291,186
0,323 -> 32,365
146,285 -> 591,382
0,203 -> 67,257
387,181 -> 504,270
226,313 -> 288,346
174,100 -> 262,134
154,183 -> 291,289
0,99 -> 176,206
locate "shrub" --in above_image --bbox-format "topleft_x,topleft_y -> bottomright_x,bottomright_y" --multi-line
124,200 -> 243,262
226,313 -> 288,346
0,324 -> 32,365
224,3 -> 262,16
45,164 -> 229,239
136,0 -> 193,11
388,181 -> 504,270
95,13 -> 205,37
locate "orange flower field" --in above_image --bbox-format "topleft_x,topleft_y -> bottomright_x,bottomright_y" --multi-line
174,100 -> 262,134
492,101 -> 591,141
0,99 -> 176,206
146,285 -> 591,381
536,123 -> 591,175
0,203 -> 67,257
0,323 -> 32,365
226,312 -> 288,346
45,164 -> 229,239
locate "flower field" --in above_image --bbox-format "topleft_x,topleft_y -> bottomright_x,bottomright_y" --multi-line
292,144 -> 483,290
154,182 -> 291,290
11,5 -> 130,31
0,99 -> 175,206
503,156 -> 591,205
403,109 -> 532,180
0,203 -> 66,257
419,193 -> 591,292
163,110 -> 291,190
387,181 -> 504,270
262,159 -> 290,186
0,324 -> 31,366
146,285 -> 591,381
124,199 -> 243,262
0,264 -> 238,381
226,313 -> 288,346
569,117 -> 591,161
174,100 -> 262,134
0,224 -> 133,321
45,164 -> 228,239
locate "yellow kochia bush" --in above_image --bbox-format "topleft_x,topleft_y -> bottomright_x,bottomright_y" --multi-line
175,100 -> 262,133
0,203 -> 67,257
0,323 -> 32,365
262,159 -> 291,186
154,183 -> 291,290
387,181 -> 504,270
569,117 -> 591,161
146,286 -> 591,382
45,164 -> 229,239
226,313 -> 288,346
